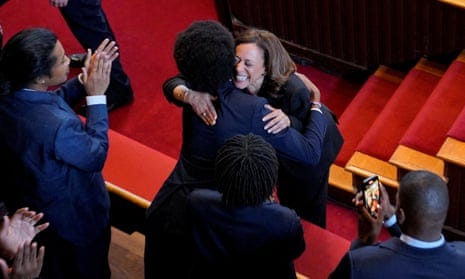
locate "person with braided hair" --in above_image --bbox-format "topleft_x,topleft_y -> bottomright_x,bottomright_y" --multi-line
187,134 -> 305,279
145,20 -> 326,279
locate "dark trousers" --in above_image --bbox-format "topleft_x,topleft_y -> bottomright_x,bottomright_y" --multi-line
144,186 -> 193,279
277,171 -> 329,228
36,226 -> 111,279
59,0 -> 133,105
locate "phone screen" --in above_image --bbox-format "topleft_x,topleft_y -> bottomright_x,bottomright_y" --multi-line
362,176 -> 380,218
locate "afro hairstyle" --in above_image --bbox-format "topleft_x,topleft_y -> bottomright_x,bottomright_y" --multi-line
174,20 -> 235,94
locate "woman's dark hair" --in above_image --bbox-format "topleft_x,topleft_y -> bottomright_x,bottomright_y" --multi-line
0,28 -> 57,95
174,20 -> 235,94
215,134 -> 279,207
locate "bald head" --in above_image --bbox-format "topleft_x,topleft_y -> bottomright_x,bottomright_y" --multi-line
398,170 -> 449,238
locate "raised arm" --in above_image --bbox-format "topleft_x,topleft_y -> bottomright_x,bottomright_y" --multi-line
163,75 -> 217,126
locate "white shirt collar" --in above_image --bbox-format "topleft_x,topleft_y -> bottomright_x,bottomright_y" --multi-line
400,233 -> 445,249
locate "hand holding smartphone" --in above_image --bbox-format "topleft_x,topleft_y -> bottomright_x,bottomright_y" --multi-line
360,175 -> 380,218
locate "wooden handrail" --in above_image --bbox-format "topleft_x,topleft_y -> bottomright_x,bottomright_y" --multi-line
439,0 -> 465,9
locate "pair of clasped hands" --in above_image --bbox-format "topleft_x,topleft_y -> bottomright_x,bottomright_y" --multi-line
79,39 -> 119,97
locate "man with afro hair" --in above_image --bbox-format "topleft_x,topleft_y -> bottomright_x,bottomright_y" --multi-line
145,20 -> 327,278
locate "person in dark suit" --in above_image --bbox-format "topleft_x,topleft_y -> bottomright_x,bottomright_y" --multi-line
144,20 -> 328,278
330,170 -> 465,278
49,0 -> 134,111
188,134 -> 305,279
163,28 -> 343,228
0,28 -> 117,279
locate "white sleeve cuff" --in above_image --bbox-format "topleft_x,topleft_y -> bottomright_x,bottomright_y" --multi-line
86,95 -> 107,106
310,108 -> 322,114
384,214 -> 397,227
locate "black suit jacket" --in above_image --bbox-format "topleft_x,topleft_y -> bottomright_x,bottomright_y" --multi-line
188,189 -> 305,279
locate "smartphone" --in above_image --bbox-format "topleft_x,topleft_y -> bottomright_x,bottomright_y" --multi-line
360,175 -> 380,218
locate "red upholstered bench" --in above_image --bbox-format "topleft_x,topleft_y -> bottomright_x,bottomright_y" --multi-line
390,50 -> 465,179
345,58 -> 445,190
102,129 -> 351,277
329,66 -> 404,197
295,220 -> 350,279
103,129 -> 177,233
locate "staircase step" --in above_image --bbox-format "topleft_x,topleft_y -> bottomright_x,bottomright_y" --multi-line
345,58 -> 446,188
390,50 -> 465,175
335,65 -> 404,166
329,66 -> 404,196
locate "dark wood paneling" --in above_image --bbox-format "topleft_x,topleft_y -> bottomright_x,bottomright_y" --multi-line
215,0 -> 465,75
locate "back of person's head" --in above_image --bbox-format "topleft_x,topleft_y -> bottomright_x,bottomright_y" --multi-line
0,28 -> 57,95
235,28 -> 296,95
174,20 -> 235,94
398,170 -> 449,236
215,134 -> 278,208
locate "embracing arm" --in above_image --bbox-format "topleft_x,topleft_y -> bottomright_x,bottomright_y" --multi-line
263,73 -> 321,134
163,75 -> 218,126
261,106 -> 327,165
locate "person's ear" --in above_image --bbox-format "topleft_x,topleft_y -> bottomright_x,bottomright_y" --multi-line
35,77 -> 46,86
397,208 -> 405,225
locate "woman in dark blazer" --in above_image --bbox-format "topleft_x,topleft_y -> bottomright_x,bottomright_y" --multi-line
145,21 -> 328,279
0,28 -> 116,279
164,28 -> 343,228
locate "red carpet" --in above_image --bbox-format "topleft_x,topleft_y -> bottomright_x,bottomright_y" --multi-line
0,0 -> 380,274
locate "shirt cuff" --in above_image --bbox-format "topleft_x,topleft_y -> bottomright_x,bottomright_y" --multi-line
384,214 -> 397,227
86,95 -> 107,106
310,107 -> 323,114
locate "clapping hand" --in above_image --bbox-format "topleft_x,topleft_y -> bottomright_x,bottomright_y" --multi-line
80,39 -> 119,96
0,208 -> 49,261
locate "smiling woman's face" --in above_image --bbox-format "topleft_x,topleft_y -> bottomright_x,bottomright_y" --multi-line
233,43 -> 266,95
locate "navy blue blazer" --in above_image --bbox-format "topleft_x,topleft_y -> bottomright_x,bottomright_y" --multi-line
330,237 -> 465,279
146,69 -> 327,279
0,78 -> 110,244
148,80 -> 328,213
188,188 -> 305,279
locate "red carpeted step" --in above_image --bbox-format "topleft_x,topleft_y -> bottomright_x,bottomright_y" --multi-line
390,50 -> 465,177
329,66 -> 404,194
345,59 -> 446,188
356,59 -> 445,161
398,50 -> 465,155
335,66 -> 404,166
295,219 -> 350,279
447,105 -> 465,142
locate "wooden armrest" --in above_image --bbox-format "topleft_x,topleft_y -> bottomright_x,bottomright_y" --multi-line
106,182 -> 151,209
389,145 -> 445,177
437,137 -> 465,167
329,164 -> 356,193
438,0 -> 465,9
345,151 -> 399,188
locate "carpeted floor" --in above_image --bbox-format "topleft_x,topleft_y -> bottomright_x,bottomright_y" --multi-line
0,0 -> 382,259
